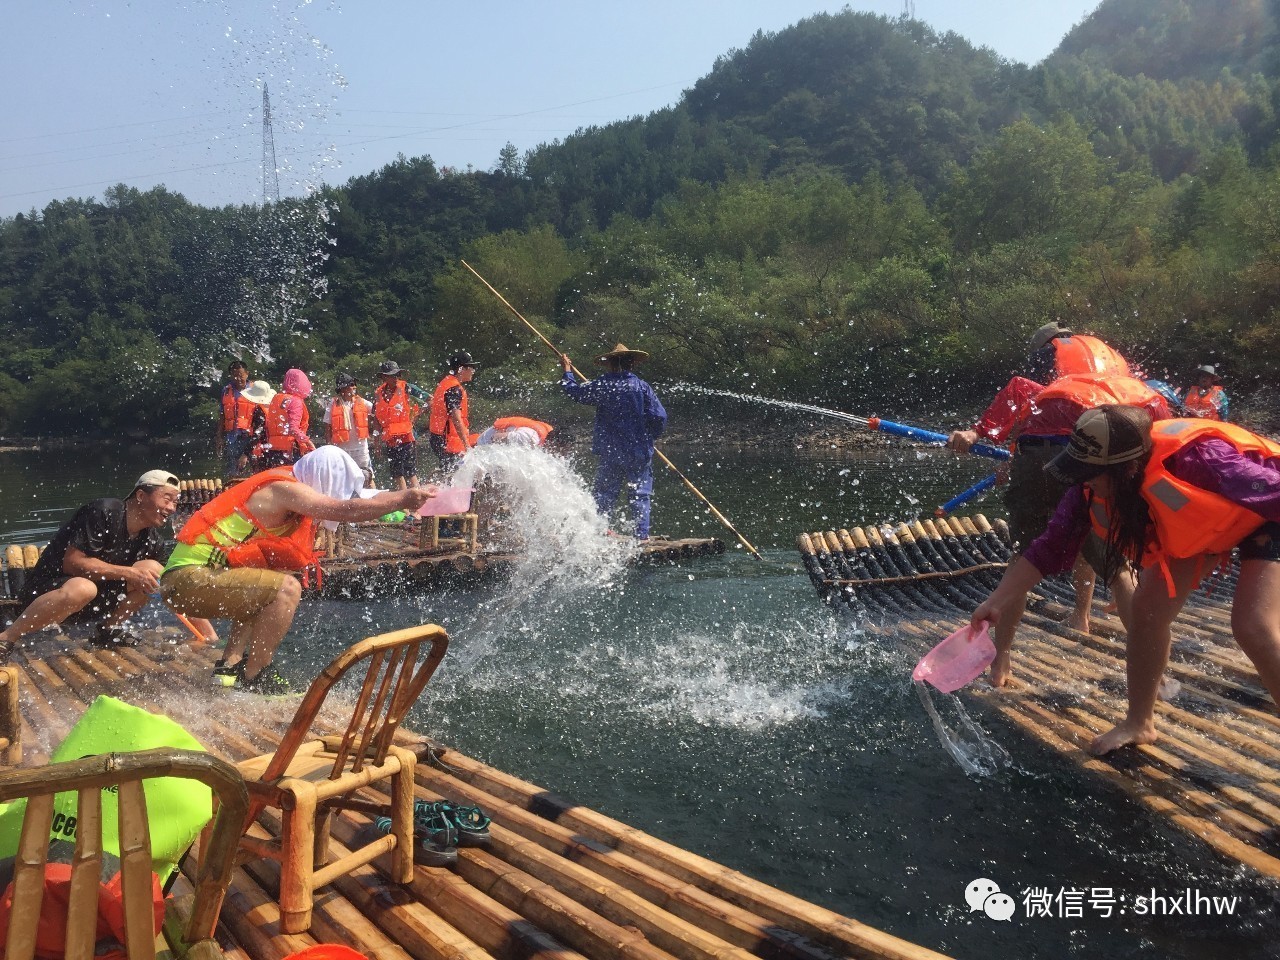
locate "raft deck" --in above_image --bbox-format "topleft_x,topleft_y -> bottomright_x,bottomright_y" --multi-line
3,634 -> 939,960
796,513 -> 1280,882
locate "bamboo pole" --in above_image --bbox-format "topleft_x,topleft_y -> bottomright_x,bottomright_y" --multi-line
460,259 -> 763,560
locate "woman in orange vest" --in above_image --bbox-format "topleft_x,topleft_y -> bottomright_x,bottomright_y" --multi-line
1181,364 -> 1230,421
971,405 -> 1280,755
373,360 -> 421,490
324,371 -> 374,485
262,368 -> 316,468
429,351 -> 479,474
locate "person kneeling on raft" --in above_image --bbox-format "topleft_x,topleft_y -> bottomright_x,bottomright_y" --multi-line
971,405 -> 1280,755
161,447 -> 438,693
0,469 -> 216,657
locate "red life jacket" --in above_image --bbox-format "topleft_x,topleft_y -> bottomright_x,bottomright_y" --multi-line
264,394 -> 313,455
373,379 -> 418,445
1012,374 -> 1167,443
429,375 -> 471,454
493,416 -> 553,442
330,397 -> 370,443
176,467 -> 318,572
1142,420 -> 1280,581
1050,335 -> 1130,379
221,384 -> 256,432
1182,385 -> 1227,420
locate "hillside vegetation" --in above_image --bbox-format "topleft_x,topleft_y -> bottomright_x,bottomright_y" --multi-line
3,0 -> 1280,436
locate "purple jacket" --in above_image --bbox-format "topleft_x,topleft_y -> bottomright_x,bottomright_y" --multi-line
1024,438 -> 1280,576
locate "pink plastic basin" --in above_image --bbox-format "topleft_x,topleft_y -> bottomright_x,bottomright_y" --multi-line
416,486 -> 474,516
912,622 -> 996,693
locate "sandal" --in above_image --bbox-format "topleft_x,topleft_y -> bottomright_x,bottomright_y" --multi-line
374,815 -> 456,867
414,799 -> 491,847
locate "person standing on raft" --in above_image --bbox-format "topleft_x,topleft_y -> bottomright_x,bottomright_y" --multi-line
160,447 -> 436,693
429,351 -> 480,475
261,368 -> 317,468
560,343 -> 667,540
373,360 -> 422,490
0,470 -> 211,657
971,405 -> 1280,754
325,371 -> 375,486
215,359 -> 256,479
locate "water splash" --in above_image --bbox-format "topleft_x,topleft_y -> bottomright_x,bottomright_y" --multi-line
914,680 -> 1011,777
665,383 -> 868,426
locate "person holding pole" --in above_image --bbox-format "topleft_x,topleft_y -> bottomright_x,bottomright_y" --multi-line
560,344 -> 667,540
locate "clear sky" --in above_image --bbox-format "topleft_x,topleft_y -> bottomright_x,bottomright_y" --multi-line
0,1 -> 1101,219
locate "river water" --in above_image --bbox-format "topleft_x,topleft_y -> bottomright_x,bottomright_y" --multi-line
0,437 -> 1275,960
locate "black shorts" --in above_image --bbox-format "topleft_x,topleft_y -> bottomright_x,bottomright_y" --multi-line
385,441 -> 417,481
1239,521 -> 1280,562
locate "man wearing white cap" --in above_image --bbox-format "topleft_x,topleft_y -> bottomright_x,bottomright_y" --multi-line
0,470 -> 186,658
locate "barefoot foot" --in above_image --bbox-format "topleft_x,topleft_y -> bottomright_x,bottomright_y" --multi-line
1088,718 -> 1158,755
988,651 -> 1012,688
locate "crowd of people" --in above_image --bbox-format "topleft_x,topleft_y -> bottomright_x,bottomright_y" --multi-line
3,345 -> 668,693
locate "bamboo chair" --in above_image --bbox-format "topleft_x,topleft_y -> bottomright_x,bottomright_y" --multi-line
232,623 -> 450,933
0,666 -> 20,765
0,748 -> 248,960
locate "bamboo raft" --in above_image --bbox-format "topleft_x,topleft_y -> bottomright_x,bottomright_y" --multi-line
796,513 -> 1280,882
0,635 -> 946,960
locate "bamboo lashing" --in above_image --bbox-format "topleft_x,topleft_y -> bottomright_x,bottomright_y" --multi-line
460,259 -> 764,561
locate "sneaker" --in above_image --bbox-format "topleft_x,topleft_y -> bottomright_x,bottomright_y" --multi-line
239,661 -> 292,695
211,659 -> 240,687
91,624 -> 143,649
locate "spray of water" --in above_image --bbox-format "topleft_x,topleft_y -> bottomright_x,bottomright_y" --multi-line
444,443 -> 634,672
914,680 -> 1011,777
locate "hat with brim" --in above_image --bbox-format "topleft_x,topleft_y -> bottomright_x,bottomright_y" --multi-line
597,343 -> 650,364
1029,322 -> 1072,353
1194,364 -> 1220,382
379,360 -> 402,377
240,380 -> 276,405
1045,405 -> 1153,485
336,372 -> 357,389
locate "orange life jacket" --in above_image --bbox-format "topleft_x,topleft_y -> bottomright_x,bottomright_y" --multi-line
493,416 -> 553,442
176,466 -> 318,572
429,375 -> 471,454
221,384 -> 256,432
373,379 -> 418,445
330,397 -> 370,444
1182,385 -> 1226,420
1050,335 -> 1130,379
0,861 -> 165,960
264,394 -> 313,455
1013,374 -> 1166,439
1141,420 -> 1280,576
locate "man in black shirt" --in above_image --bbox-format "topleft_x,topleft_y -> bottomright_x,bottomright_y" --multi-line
0,470 -> 183,657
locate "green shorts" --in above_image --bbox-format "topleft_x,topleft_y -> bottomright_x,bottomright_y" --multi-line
160,565 -> 288,620
1005,440 -> 1106,575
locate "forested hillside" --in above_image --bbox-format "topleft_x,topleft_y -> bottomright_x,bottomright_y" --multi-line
3,0 -> 1280,436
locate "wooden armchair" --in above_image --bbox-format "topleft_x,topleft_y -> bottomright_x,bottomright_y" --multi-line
0,666 -> 20,765
0,748 -> 248,960
233,624 -> 449,933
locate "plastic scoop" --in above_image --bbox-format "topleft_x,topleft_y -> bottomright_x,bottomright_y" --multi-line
912,622 -> 996,693
416,486 -> 474,517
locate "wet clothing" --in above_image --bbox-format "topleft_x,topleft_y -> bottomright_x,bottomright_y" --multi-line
1182,384 -> 1229,421
562,370 -> 667,539
20,499 -> 166,619
1022,437 -> 1280,577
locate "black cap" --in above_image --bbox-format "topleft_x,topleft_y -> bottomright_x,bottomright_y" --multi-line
449,351 -> 478,372
378,360 -> 402,376
336,372 -> 357,389
1045,405 -> 1153,485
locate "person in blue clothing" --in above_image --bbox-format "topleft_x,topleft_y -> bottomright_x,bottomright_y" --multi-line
560,343 -> 667,540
